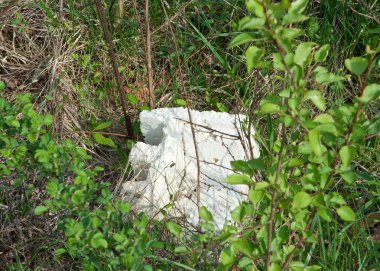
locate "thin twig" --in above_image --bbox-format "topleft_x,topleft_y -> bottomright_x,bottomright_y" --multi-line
152,0 -> 194,35
74,130 -> 133,138
266,125 -> 286,270
145,0 -> 155,109
93,0 -> 134,137
131,0 -> 147,53
159,0 -> 201,217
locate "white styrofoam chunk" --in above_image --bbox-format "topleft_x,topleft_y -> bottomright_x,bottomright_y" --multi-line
123,108 -> 260,228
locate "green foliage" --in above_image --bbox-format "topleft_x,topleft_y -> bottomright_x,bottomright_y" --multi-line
0,93 -> 161,270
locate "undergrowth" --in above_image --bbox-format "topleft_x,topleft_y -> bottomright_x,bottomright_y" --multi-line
0,0 -> 379,270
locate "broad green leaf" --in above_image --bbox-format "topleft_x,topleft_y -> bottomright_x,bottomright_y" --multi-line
309,129 -> 324,156
245,0 -> 264,18
313,113 -> 334,124
298,141 -> 312,154
225,174 -> 254,185
34,205 -> 48,216
344,57 -> 368,75
231,239 -> 254,256
231,204 -> 246,222
259,103 -> 281,114
269,263 -> 281,271
294,42 -> 314,66
199,206 -> 213,222
248,189 -> 263,204
94,121 -> 112,131
292,192 -> 312,210
92,133 -> 115,147
340,171 -> 356,184
220,246 -> 236,266
35,149 -> 50,163
273,53 -> 285,71
358,84 -> 380,104
231,160 -> 253,176
254,181 -> 270,190
90,232 -> 108,249
0,80 -> 5,91
228,33 -> 256,48
166,221 -> 182,236
246,46 -> 265,73
216,102 -> 228,112
282,28 -> 304,40
305,266 -> 322,271
317,207 -> 332,222
314,44 -> 330,63
304,90 -> 326,111
247,158 -> 265,170
336,206 -> 356,222
239,16 -> 265,30
339,146 -> 356,167
290,261 -> 304,271
46,179 -> 60,197
283,13 -> 309,24
289,0 -> 309,14
71,190 -> 84,204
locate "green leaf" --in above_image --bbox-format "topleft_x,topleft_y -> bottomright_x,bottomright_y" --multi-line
221,246 -> 236,267
344,57 -> 369,75
34,205 -> 48,216
216,102 -> 229,112
232,239 -> 254,256
282,28 -> 304,40
248,189 -> 264,204
166,221 -> 182,236
225,174 -> 254,185
294,42 -> 314,66
309,129 -> 324,156
90,232 -> 108,249
174,98 -> 187,107
340,171 -> 356,184
245,0 -> 264,18
0,80 -> 6,91
314,44 -> 330,63
358,84 -> 380,104
246,46 -> 265,73
46,179 -> 60,197
289,0 -> 309,14
304,90 -> 326,111
339,146 -> 356,167
92,133 -> 115,147
336,206 -> 356,222
231,160 -> 253,176
292,192 -> 312,210
94,121 -> 112,131
228,33 -> 256,48
239,16 -> 265,30
71,190 -> 84,204
259,103 -> 281,114
199,206 -> 213,222
127,93 -> 138,105
313,113 -> 334,124
35,149 -> 50,163
247,158 -> 265,170
174,246 -> 190,254
269,263 -> 282,271
254,181 -> 270,190
290,261 -> 304,271
283,13 -> 309,24
317,207 -> 332,222
231,204 -> 246,222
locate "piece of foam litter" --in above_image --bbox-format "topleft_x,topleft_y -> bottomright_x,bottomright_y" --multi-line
123,108 -> 260,228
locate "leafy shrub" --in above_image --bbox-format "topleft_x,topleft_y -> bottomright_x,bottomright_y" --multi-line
0,91 -> 164,270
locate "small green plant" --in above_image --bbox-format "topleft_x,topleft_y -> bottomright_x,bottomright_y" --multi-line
0,91 -> 164,270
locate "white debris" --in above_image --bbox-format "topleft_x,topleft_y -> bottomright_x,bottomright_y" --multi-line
123,108 -> 260,228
